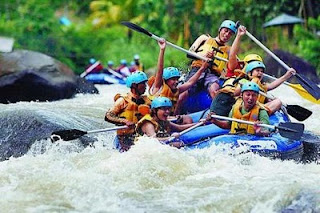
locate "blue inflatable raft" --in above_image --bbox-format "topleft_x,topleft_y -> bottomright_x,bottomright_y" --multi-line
178,107 -> 303,161
85,73 -> 126,85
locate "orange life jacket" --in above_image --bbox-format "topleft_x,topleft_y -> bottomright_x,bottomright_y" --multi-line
114,93 -> 151,135
136,114 -> 171,137
191,37 -> 230,76
147,76 -> 179,112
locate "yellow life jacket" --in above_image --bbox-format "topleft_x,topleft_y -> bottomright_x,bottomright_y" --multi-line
147,76 -> 179,112
251,77 -> 268,104
114,93 -> 151,135
191,37 -> 230,76
218,77 -> 239,95
136,114 -> 171,137
230,99 -> 262,134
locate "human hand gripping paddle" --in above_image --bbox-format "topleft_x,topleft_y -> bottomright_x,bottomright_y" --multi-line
243,28 -> 320,101
211,114 -> 304,140
121,21 -> 227,63
50,126 -> 128,142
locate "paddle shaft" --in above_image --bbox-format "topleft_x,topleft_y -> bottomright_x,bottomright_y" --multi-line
211,114 -> 276,131
87,126 -> 128,134
245,31 -> 290,70
106,68 -> 124,79
167,120 -> 205,143
80,61 -> 101,78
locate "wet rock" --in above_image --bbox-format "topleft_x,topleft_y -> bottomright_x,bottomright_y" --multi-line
0,109 -> 96,161
264,49 -> 320,84
0,49 -> 98,104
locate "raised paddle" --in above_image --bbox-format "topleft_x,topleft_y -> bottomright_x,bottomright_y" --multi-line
245,30 -> 320,101
211,114 -> 304,140
121,21 -> 227,63
50,126 -> 128,142
80,60 -> 101,78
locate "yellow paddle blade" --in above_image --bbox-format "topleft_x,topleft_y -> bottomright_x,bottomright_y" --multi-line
288,83 -> 320,104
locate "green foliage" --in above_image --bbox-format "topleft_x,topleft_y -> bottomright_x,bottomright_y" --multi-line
0,0 -> 319,74
294,16 -> 320,72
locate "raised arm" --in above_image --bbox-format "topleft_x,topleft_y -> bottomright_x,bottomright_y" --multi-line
267,68 -> 296,91
151,38 -> 167,95
227,26 -> 246,71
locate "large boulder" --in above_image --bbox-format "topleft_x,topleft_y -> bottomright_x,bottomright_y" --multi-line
0,49 -> 98,103
0,109 -> 95,161
264,49 -> 320,83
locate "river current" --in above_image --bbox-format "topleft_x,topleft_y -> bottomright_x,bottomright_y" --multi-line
0,84 -> 319,212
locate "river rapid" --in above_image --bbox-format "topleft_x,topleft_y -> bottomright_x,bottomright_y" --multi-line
0,84 -> 319,213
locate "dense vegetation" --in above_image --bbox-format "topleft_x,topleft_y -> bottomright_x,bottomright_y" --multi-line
0,0 -> 319,74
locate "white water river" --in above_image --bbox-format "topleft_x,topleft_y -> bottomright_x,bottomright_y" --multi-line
0,84 -> 319,212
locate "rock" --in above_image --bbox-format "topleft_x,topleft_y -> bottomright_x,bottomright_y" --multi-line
0,109 -> 96,161
264,49 -> 320,83
0,49 -> 98,103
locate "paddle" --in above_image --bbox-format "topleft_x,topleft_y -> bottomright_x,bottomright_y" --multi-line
258,90 -> 312,121
80,60 -> 101,78
121,21 -> 227,63
211,114 -> 304,140
245,30 -> 320,101
263,73 -> 320,104
50,126 -> 128,142
165,120 -> 206,144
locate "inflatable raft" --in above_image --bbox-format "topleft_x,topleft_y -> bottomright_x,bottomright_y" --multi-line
85,73 -> 126,85
179,110 -> 303,161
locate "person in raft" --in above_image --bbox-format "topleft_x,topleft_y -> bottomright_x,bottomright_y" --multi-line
208,82 -> 270,136
136,97 -> 197,148
147,38 -> 210,123
209,53 -> 264,117
104,71 -> 151,152
243,61 -> 296,115
174,20 -> 240,115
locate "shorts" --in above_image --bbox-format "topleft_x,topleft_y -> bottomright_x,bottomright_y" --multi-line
210,92 -> 236,116
186,67 -> 219,94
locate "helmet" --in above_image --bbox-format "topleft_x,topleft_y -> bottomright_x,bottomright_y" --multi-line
151,97 -> 172,109
245,61 -> 266,74
243,54 -> 263,63
107,61 -> 114,66
89,58 -> 96,64
219,20 -> 237,34
130,61 -> 135,66
126,71 -> 148,88
163,67 -> 181,80
120,59 -> 127,65
241,82 -> 260,93
134,54 -> 140,60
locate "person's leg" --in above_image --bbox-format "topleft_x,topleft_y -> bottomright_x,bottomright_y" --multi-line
265,98 -> 282,115
208,82 -> 220,99
204,73 -> 220,99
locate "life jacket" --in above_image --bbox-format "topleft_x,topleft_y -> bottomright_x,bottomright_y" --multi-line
230,99 -> 264,134
136,114 -> 171,138
191,37 -> 230,76
251,77 -> 268,104
114,93 -> 151,135
218,77 -> 240,95
147,76 -> 179,112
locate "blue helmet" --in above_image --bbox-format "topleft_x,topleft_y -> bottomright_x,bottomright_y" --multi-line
89,58 -> 96,64
245,61 -> 266,74
120,59 -> 127,65
163,67 -> 181,80
126,71 -> 148,88
107,60 -> 114,66
219,20 -> 237,34
241,82 -> 260,93
151,97 -> 172,109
